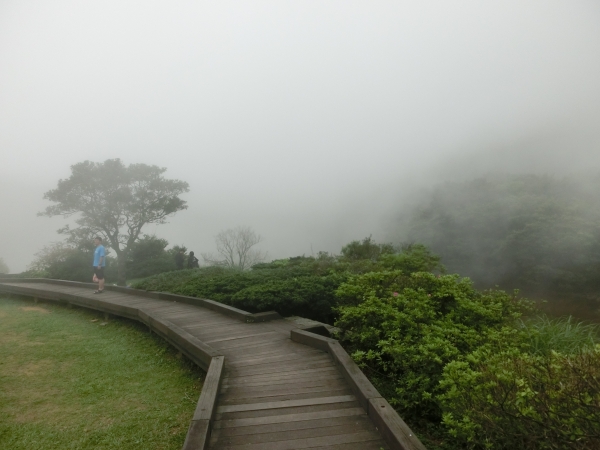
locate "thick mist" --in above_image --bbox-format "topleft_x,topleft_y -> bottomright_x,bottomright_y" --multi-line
1,1 -> 599,273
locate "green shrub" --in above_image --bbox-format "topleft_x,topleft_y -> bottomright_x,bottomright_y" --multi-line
334,271 -> 530,422
132,243 -> 445,322
439,346 -> 600,450
230,275 -> 341,319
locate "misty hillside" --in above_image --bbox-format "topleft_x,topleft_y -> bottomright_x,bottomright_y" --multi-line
399,173 -> 600,311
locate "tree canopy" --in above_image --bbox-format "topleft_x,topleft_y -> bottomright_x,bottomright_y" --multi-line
40,159 -> 189,285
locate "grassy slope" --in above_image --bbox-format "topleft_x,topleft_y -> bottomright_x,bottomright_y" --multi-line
0,296 -> 204,450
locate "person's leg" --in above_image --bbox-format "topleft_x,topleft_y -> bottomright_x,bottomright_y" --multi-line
94,268 -> 105,293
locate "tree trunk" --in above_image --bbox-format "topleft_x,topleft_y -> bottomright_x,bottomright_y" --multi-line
116,253 -> 127,286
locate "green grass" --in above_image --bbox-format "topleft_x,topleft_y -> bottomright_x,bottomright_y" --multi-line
0,296 -> 204,450
522,315 -> 600,356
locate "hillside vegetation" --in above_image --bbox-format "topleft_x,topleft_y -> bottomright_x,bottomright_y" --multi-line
400,173 -> 600,318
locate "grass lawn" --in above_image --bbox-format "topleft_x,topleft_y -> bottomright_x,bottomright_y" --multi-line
0,295 -> 204,450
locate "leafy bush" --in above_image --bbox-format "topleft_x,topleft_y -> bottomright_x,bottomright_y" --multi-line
126,235 -> 178,279
28,242 -> 118,282
133,263 -> 344,322
334,271 -> 530,422
133,242 -> 444,322
440,346 -> 600,450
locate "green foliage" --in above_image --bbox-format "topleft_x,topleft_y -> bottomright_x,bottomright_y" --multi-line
340,236 -> 395,261
439,346 -> 600,450
521,315 -> 600,356
334,268 -> 600,448
334,271 -> 530,421
378,244 -> 445,274
127,235 -> 178,279
133,264 -> 345,322
402,174 -> 600,300
27,235 -> 183,283
28,242 -> 117,282
133,239 -> 441,322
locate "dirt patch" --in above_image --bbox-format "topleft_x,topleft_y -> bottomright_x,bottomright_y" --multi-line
20,306 -> 50,314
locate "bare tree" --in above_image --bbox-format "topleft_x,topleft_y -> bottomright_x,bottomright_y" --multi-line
202,226 -> 267,270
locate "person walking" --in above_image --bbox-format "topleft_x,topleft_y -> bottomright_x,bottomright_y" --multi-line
187,251 -> 199,269
93,236 -> 106,293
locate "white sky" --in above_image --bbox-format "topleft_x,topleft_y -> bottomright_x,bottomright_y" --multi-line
1,1 -> 600,272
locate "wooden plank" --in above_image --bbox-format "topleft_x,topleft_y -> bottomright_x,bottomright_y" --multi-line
216,341 -> 293,357
226,352 -> 330,370
210,417 -> 376,446
216,395 -> 356,414
209,335 -> 288,350
212,406 -> 366,429
223,359 -> 334,378
221,366 -> 340,384
220,379 -> 349,399
218,388 -> 354,406
307,441 -> 388,450
181,419 -> 210,450
220,373 -> 345,390
212,430 -> 384,450
176,315 -> 241,326
193,356 -> 224,421
226,351 -> 327,368
203,331 -> 280,344
369,397 -> 427,450
186,324 -> 249,337
214,400 -> 360,422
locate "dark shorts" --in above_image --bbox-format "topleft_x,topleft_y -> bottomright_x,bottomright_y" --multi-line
93,267 -> 105,280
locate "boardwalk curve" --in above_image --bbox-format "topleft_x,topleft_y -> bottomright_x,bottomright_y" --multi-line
0,279 -> 426,450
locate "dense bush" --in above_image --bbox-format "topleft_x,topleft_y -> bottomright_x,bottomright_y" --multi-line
126,235 -> 180,279
440,346 -> 600,450
26,235 -> 182,283
335,268 -> 600,449
334,271 -> 530,422
28,242 -> 118,282
133,262 -> 344,322
133,242 -> 443,322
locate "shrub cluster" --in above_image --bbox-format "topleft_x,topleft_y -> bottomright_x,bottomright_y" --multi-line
335,271 -> 530,422
440,346 -> 600,450
133,241 -> 443,323
334,270 -> 600,449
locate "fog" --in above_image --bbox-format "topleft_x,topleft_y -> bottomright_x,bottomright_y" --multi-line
1,1 -> 599,273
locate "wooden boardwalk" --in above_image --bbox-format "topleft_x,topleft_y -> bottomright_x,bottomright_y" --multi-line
0,280 -> 425,450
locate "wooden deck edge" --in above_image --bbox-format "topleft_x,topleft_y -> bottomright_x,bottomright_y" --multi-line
183,355 -> 225,450
290,328 -> 427,450
0,278 -> 283,323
